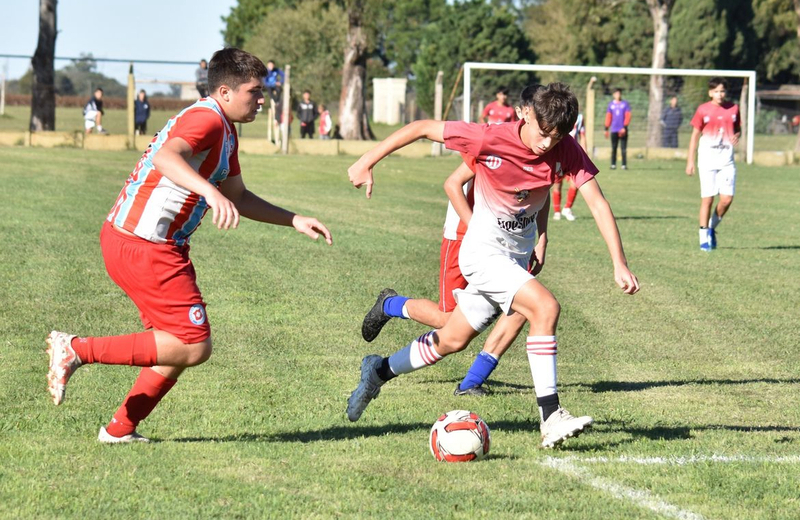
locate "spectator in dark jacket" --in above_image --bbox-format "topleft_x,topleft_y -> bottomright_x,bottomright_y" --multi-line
297,90 -> 317,139
661,96 -> 683,148
134,90 -> 151,135
264,60 -> 284,103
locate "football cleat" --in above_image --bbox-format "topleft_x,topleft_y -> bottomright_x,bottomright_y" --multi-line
453,384 -> 489,397
540,407 -> 593,449
98,426 -> 150,444
552,212 -> 562,221
46,331 -> 82,405
361,288 -> 398,342
561,207 -> 576,221
346,355 -> 385,421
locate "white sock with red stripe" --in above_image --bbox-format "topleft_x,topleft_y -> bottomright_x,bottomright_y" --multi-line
388,331 -> 443,375
527,335 -> 559,421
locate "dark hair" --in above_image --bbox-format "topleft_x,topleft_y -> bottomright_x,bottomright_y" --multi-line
95,87 -> 104,93
208,48 -> 268,93
519,82 -> 578,138
303,89 -> 311,95
496,86 -> 509,95
708,77 -> 728,90
613,88 -> 622,94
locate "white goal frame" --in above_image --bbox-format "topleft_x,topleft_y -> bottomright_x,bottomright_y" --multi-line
463,62 -> 756,164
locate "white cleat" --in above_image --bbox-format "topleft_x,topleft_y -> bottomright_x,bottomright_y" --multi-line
46,331 -> 82,405
540,407 -> 593,448
552,212 -> 562,221
561,207 -> 576,221
98,426 -> 150,444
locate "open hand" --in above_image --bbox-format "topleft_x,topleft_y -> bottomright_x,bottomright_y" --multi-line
292,215 -> 333,245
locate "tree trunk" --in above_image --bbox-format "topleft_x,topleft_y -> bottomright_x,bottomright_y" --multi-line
794,0 -> 800,152
339,0 -> 374,140
646,0 -> 673,149
30,0 -> 57,132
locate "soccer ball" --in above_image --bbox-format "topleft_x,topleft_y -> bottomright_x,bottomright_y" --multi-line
429,410 -> 491,462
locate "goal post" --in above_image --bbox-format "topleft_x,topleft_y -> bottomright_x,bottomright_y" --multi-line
462,62 -> 756,164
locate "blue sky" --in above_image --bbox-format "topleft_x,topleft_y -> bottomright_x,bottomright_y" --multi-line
0,0 -> 239,91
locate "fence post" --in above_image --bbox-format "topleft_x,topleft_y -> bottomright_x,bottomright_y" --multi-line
127,63 -> 135,149
281,65 -> 291,155
432,70 -> 443,156
585,76 -> 597,158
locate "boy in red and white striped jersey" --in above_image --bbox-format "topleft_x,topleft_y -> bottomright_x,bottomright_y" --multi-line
46,48 -> 332,443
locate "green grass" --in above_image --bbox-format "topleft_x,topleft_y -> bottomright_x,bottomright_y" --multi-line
1,148 -> 800,519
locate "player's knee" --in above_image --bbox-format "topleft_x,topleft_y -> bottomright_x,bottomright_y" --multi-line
435,334 -> 469,355
186,338 -> 213,366
535,298 -> 561,327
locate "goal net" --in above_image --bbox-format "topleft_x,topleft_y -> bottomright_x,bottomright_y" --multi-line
461,62 -> 756,164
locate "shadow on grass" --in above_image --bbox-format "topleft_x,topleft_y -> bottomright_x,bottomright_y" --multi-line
722,245 -> 800,250
564,377 -> 800,393
160,417 -> 798,449
614,215 -> 689,220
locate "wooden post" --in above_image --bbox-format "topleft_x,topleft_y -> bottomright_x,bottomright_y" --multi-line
739,78 -> 748,163
432,70 -> 443,156
0,61 -> 6,116
281,64 -> 291,155
127,63 -> 135,148
442,65 -> 463,121
267,98 -> 275,144
585,76 -> 597,158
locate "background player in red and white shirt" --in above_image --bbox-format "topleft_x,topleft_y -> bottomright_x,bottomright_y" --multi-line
685,77 -> 741,251
552,112 -> 587,221
481,87 -> 518,125
46,48 -> 332,443
347,83 -> 639,448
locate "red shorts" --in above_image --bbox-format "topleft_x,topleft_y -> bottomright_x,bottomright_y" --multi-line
438,238 -> 468,313
100,222 -> 211,344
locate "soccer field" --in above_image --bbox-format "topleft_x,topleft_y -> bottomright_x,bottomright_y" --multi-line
1,147 -> 799,519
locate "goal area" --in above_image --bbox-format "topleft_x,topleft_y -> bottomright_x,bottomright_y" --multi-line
462,62 -> 756,164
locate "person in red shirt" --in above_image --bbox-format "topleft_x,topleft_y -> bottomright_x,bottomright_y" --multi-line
347,83 -> 639,448
685,77 -> 741,251
481,87 -> 518,124
45,48 -> 332,443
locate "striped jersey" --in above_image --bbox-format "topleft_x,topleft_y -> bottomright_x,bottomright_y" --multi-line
107,98 -> 241,246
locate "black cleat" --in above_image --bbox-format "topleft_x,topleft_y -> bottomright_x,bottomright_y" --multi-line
361,288 -> 398,342
453,384 -> 489,397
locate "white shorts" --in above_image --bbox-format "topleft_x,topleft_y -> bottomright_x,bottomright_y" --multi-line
454,247 -> 533,333
698,162 -> 736,198
84,110 -> 99,130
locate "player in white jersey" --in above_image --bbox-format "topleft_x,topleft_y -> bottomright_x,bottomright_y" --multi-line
347,83 -> 639,448
686,77 -> 741,251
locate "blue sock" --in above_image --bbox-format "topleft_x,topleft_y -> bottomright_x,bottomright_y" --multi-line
383,295 -> 410,319
459,351 -> 499,390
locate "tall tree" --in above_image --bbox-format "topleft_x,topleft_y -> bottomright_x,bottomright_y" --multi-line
339,0 -> 374,140
645,0 -> 675,148
30,0 -> 57,132
222,0 -> 295,48
414,0 -> 536,117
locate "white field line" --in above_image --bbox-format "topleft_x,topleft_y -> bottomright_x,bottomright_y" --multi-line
551,454 -> 800,466
540,457 -> 707,520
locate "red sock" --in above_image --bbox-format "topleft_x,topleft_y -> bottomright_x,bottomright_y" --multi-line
552,190 -> 562,212
71,331 -> 158,366
106,368 -> 177,437
566,186 -> 577,208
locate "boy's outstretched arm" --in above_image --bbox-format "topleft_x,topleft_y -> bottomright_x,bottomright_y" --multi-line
348,120 -> 446,199
578,178 -> 640,295
220,174 -> 332,245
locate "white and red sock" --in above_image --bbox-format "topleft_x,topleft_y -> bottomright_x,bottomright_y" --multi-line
552,191 -> 562,213
527,335 -> 558,420
388,331 -> 443,375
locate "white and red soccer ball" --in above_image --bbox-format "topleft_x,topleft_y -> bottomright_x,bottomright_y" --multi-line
429,410 -> 491,462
